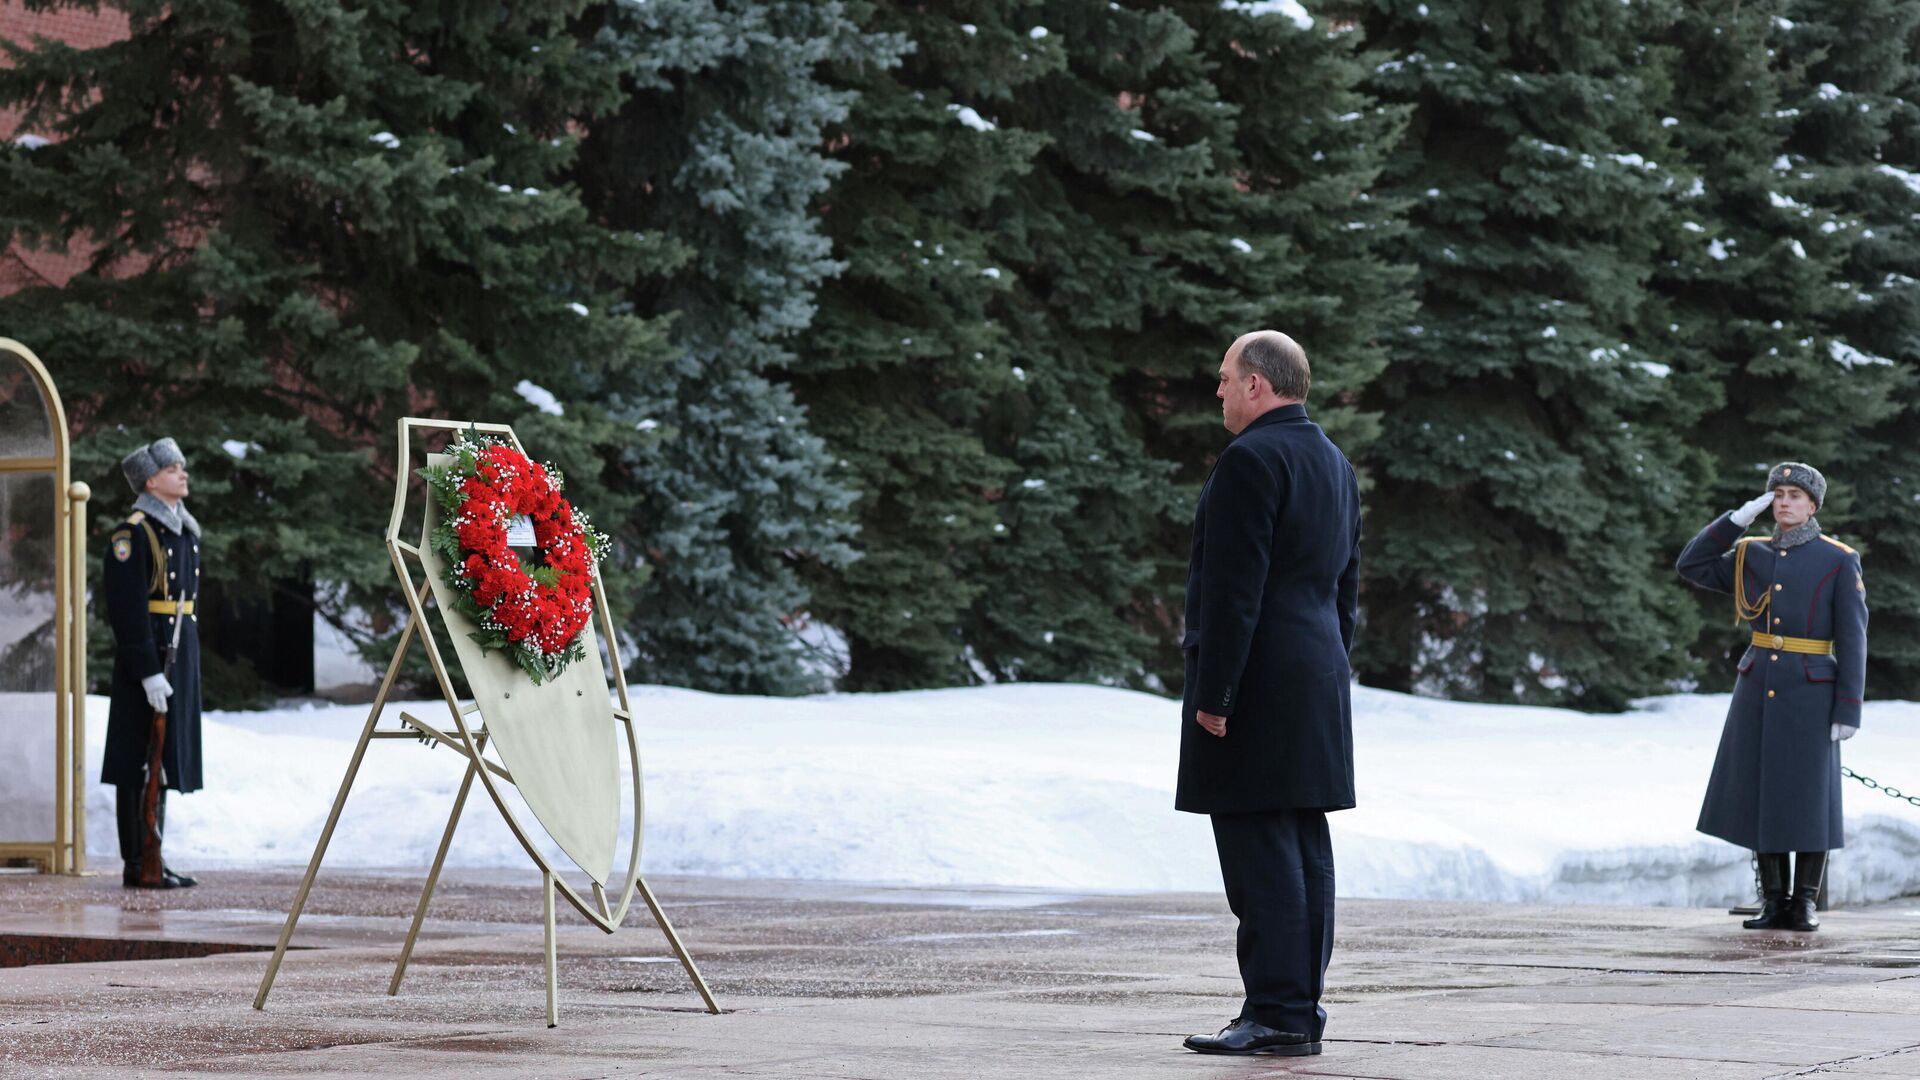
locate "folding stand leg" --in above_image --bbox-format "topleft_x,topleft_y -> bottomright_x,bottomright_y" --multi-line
544,869 -> 559,1028
254,583 -> 430,1010
253,715 -> 382,1009
637,875 -> 721,1014
389,733 -> 487,996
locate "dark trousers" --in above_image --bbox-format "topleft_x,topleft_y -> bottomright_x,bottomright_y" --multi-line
1210,809 -> 1335,1038
115,782 -> 164,864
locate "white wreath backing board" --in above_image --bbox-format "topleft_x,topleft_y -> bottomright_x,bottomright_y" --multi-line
419,453 -> 620,886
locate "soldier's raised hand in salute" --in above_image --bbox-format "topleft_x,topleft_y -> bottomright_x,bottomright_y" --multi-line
1730,491 -> 1774,528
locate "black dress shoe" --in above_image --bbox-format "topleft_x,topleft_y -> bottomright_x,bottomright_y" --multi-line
1183,1018 -> 1321,1056
163,867 -> 198,888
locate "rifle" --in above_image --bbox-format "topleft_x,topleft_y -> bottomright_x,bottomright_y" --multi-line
139,591 -> 189,888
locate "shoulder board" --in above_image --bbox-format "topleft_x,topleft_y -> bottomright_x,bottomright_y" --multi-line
1819,535 -> 1857,555
1735,536 -> 1766,545
127,511 -> 146,525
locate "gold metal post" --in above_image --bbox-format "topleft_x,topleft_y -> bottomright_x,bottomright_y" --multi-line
67,481 -> 89,872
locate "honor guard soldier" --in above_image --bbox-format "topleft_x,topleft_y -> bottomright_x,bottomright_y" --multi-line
1676,462 -> 1867,931
103,437 -> 203,889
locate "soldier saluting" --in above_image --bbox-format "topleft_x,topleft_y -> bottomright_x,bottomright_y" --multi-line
103,437 -> 203,889
1676,463 -> 1866,932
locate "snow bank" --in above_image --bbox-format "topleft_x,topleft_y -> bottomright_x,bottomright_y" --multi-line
76,684 -> 1920,907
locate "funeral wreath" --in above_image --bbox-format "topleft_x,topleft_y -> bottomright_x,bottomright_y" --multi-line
419,432 -> 610,685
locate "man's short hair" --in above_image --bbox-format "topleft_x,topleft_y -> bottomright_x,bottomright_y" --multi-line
1238,334 -> 1310,402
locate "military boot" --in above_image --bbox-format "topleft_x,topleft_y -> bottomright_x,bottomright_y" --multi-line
1742,853 -> 1791,929
124,861 -> 187,889
1787,851 -> 1826,932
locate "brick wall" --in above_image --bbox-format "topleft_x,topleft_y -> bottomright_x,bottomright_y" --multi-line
1,2 -> 133,292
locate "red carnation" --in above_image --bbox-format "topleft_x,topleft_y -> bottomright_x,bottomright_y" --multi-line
457,517 -> 504,553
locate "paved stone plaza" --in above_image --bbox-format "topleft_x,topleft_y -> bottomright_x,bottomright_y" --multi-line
0,869 -> 1916,1078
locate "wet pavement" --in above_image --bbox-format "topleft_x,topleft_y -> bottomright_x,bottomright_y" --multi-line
0,868 -> 1917,1078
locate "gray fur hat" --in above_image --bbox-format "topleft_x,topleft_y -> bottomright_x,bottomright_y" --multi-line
120,437 -> 185,494
1767,461 -> 1827,508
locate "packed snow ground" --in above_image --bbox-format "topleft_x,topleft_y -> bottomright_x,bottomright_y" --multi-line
78,685 -> 1920,908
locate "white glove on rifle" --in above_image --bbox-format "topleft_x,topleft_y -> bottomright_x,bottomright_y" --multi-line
1832,723 -> 1857,742
142,673 -> 172,713
1730,492 -> 1773,528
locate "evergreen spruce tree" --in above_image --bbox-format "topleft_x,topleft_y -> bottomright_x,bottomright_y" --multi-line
1355,0 -> 1702,709
943,3 -> 1210,687
1153,0 -> 1411,466
801,1 -> 1411,692
0,0 -> 673,676
875,4 -> 1190,684
1653,2 -> 1914,695
577,1 -> 904,693
799,1 -> 1185,689
792,4 -> 1042,689
1648,0 -> 1825,688
1147,0 -> 1413,655
1774,0 -> 1920,697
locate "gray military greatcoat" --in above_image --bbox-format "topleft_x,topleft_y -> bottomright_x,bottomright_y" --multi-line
1675,513 -> 1867,852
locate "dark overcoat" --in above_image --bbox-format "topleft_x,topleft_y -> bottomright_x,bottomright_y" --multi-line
1675,513 -> 1867,852
101,509 -> 204,792
1176,404 -> 1361,815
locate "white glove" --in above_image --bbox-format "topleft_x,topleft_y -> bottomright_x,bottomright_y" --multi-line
142,673 -> 172,713
1832,723 -> 1858,742
1730,492 -> 1773,528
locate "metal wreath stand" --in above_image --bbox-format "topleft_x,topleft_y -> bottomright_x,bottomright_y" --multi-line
253,418 -> 718,1025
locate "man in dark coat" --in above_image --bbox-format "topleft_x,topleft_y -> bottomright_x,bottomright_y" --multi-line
103,436 -> 203,889
1675,462 -> 1865,931
1178,331 -> 1361,1057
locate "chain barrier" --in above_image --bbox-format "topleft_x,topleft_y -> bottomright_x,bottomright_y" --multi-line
1730,767 -> 1913,915
1842,766 -> 1920,809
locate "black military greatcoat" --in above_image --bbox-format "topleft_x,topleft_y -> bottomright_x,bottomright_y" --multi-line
1177,404 -> 1362,815
1676,513 -> 1867,852
101,508 -> 204,792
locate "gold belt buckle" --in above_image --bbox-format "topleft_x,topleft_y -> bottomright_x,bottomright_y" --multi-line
1771,635 -> 1786,650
